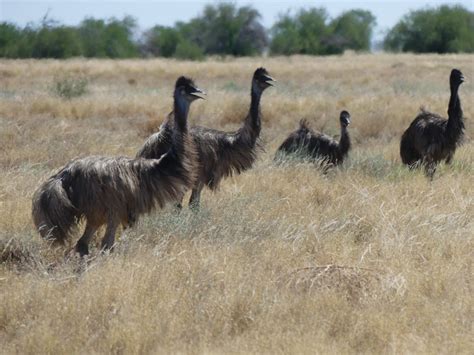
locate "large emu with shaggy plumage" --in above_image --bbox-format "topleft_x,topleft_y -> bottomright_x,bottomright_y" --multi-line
400,69 -> 465,179
138,67 -> 275,208
275,110 -> 352,166
32,77 -> 203,256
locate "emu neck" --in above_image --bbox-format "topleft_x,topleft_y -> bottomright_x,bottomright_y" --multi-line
241,85 -> 262,142
338,125 -> 351,157
171,92 -> 190,156
173,93 -> 189,134
446,84 -> 464,145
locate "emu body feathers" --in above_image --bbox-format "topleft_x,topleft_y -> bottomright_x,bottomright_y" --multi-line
137,68 -> 274,207
276,111 -> 352,166
400,69 -> 465,178
32,77 -> 201,256
33,154 -> 189,240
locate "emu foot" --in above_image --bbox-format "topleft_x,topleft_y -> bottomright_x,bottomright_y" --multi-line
189,201 -> 201,212
75,242 -> 89,257
173,203 -> 183,213
99,244 -> 115,256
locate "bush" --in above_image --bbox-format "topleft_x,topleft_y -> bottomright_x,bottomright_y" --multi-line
191,3 -> 268,56
384,5 -> 474,53
271,8 -> 329,55
53,76 -> 89,99
174,40 -> 204,60
78,16 -> 139,58
142,2 -> 266,59
31,25 -> 83,58
0,15 -> 139,59
0,20 -> 82,59
142,26 -> 181,57
0,23 -> 22,57
270,8 -> 375,55
326,10 -> 376,54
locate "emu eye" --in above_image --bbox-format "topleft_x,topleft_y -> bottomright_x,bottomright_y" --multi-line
180,89 -> 186,95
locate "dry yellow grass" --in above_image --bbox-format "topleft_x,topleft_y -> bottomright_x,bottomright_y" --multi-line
0,53 -> 473,354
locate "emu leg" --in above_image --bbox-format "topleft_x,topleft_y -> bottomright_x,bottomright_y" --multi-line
100,220 -> 119,253
189,183 -> 204,210
423,157 -> 437,180
408,160 -> 421,170
75,223 -> 97,257
445,154 -> 454,165
174,192 -> 185,211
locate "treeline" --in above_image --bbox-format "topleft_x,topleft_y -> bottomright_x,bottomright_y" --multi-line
0,3 -> 472,59
0,16 -> 139,58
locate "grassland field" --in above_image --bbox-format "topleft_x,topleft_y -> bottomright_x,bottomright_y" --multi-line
0,54 -> 473,354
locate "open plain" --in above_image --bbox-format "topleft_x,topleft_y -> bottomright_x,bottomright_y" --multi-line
0,54 -> 473,354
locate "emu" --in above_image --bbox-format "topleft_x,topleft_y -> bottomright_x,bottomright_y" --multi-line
275,111 -> 352,166
400,69 -> 465,179
32,77 -> 203,256
138,67 -> 275,208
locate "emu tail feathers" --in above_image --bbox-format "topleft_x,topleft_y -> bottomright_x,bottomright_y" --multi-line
400,130 -> 419,166
32,176 -> 78,244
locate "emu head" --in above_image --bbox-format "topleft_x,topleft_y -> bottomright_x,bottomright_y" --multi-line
175,76 -> 206,103
339,110 -> 351,128
252,67 -> 275,93
450,69 -> 464,89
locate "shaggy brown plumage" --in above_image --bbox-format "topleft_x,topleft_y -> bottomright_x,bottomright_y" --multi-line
400,69 -> 465,179
275,111 -> 352,166
137,67 -> 275,208
32,77 -> 203,256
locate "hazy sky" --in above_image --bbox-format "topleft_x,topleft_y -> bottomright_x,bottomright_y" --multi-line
1,0 -> 473,41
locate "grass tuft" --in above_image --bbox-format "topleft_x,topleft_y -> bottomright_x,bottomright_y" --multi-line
52,75 -> 89,99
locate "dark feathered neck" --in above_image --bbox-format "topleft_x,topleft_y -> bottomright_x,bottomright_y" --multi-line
240,85 -> 262,142
173,93 -> 189,133
446,83 -> 464,146
249,88 -> 262,127
338,125 -> 351,157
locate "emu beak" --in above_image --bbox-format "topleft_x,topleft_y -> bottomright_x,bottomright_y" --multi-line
191,88 -> 206,100
263,75 -> 276,86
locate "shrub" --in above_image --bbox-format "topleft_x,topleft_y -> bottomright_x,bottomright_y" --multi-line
384,5 -> 474,53
53,76 -> 89,99
174,40 -> 204,60
270,8 -> 376,55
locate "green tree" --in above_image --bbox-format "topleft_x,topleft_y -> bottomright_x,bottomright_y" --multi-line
174,40 -> 204,60
78,16 -> 138,58
142,26 -> 181,57
30,24 -> 82,58
270,8 -> 329,55
103,16 -> 139,58
384,5 -> 474,53
78,18 -> 107,57
188,2 -> 267,56
326,9 -> 376,54
0,18 -> 82,58
0,23 -> 22,57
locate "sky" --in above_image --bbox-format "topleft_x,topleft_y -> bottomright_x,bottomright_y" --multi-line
1,0 -> 473,42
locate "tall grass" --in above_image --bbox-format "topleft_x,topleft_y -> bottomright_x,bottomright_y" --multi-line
0,54 -> 473,354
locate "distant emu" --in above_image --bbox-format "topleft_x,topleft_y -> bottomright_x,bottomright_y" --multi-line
400,69 -> 465,179
32,77 -> 203,256
275,110 -> 352,167
138,67 -> 275,208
